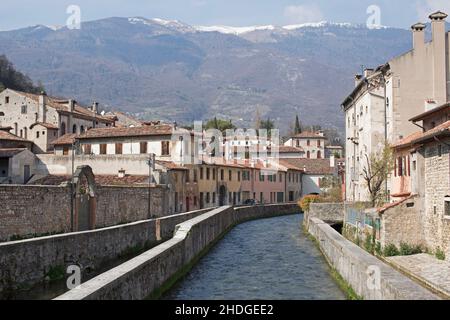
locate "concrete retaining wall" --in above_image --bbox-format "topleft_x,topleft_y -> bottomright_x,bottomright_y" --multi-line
55,203 -> 299,300
307,217 -> 438,300
0,208 -> 211,298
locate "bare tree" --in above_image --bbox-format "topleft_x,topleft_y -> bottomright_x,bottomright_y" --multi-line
362,143 -> 394,207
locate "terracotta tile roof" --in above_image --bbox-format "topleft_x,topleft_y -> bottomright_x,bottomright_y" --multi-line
0,148 -> 27,158
31,174 -> 151,186
0,130 -> 31,142
155,160 -> 189,170
278,159 -> 306,172
277,146 -> 305,153
51,133 -> 77,146
393,120 -> 450,148
325,145 -> 343,149
291,131 -> 326,139
278,158 -> 335,175
30,122 -> 59,130
378,195 -> 415,214
203,157 -> 245,168
10,89 -> 114,123
77,124 -> 174,139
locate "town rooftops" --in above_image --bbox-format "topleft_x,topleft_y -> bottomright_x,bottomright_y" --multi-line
409,102 -> 450,122
155,160 -> 189,171
393,120 -> 450,149
277,159 -> 306,172
31,174 -> 151,186
278,158 -> 335,175
0,130 -> 31,142
291,131 -> 326,139
29,122 -> 59,130
77,124 -> 175,139
9,89 -> 114,123
277,146 -> 305,153
51,133 -> 77,146
0,148 -> 28,158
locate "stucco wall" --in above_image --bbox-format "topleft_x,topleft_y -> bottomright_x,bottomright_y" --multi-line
305,203 -> 344,228
307,217 -> 438,300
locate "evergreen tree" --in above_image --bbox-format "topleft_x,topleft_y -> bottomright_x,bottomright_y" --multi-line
0,55 -> 43,93
294,115 -> 302,134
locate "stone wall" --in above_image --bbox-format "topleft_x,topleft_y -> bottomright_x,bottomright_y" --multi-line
304,203 -> 344,228
55,203 -> 299,300
379,196 -> 425,248
423,141 -> 450,259
0,184 -> 170,242
0,185 -> 72,241
0,208 -> 212,298
307,217 -> 438,300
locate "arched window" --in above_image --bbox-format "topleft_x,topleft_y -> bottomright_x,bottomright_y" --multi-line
73,124 -> 77,134
80,125 -> 84,133
307,151 -> 310,159
317,151 -> 322,159
23,127 -> 27,139
60,122 -> 66,135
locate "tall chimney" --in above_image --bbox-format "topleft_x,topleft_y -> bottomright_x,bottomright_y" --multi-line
429,11 -> 448,104
69,99 -> 75,113
363,68 -> 374,78
92,102 -> 99,114
411,23 -> 426,52
355,74 -> 363,87
38,91 -> 47,123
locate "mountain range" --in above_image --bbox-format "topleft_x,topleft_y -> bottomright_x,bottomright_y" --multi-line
0,17 -> 428,133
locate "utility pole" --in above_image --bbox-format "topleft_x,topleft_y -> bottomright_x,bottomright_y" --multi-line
147,153 -> 155,218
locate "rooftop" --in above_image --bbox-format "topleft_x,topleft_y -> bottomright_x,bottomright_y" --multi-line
291,131 -> 326,139
77,124 -> 175,139
409,102 -> 450,122
51,133 -> 77,146
0,130 -> 32,142
278,158 -> 335,175
393,120 -> 450,149
0,148 -> 28,158
31,174 -> 151,186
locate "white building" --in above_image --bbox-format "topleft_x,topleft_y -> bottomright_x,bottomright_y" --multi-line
284,131 -> 326,159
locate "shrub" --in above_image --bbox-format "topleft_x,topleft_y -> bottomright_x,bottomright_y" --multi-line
399,242 -> 423,256
375,242 -> 382,256
298,195 -> 321,212
435,248 -> 446,261
364,233 -> 374,254
383,243 -> 400,257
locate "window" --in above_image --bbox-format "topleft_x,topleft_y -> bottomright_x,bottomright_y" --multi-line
80,125 -> 85,133
63,146 -> 69,155
194,196 -> 197,206
193,169 -> 198,182
161,141 -> 170,156
72,124 -> 77,134
140,142 -> 147,154
445,197 -> 450,216
84,144 -> 92,154
317,150 -> 322,159
307,151 -> 310,159
212,192 -> 216,204
185,171 -> 190,183
200,168 -> 204,180
221,169 -> 224,180
229,170 -> 232,180
307,140 -> 310,146
21,105 -> 27,114
438,145 -> 442,157
5,96 -> 9,104
115,143 -> 123,154
36,131 -> 40,138
213,168 -> 216,180
317,140 -> 321,147
100,144 -> 107,155
397,157 -> 403,176
238,171 -> 241,181
279,174 -> 282,182
60,122 -> 66,135
206,168 -> 210,180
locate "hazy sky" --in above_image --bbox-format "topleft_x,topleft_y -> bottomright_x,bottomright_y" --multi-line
1,0 -> 450,31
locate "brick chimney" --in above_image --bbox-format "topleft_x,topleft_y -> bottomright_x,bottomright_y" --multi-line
38,91 -> 47,123
411,22 -> 426,52
69,99 -> 75,113
92,102 -> 99,114
363,68 -> 374,78
429,11 -> 448,104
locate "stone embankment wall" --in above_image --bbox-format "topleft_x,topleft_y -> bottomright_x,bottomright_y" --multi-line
307,217 -> 438,300
0,184 -> 169,241
55,203 -> 299,300
304,203 -> 344,228
0,208 -> 211,298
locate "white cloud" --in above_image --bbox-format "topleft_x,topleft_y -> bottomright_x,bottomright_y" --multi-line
284,4 -> 324,24
416,0 -> 450,21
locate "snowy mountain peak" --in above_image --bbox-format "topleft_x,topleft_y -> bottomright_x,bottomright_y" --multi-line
194,25 -> 275,35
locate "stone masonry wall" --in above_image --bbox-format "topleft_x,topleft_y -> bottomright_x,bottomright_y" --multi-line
0,185 -> 170,241
55,204 -> 299,300
308,217 -> 438,300
305,203 -> 344,228
0,208 -> 211,298
380,196 -> 425,248
423,142 -> 450,259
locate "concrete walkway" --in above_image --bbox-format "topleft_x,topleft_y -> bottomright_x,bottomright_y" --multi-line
387,254 -> 450,298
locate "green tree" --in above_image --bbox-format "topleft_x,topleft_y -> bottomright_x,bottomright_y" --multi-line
204,118 -> 236,132
294,115 -> 302,134
0,55 -> 43,93
259,118 -> 275,137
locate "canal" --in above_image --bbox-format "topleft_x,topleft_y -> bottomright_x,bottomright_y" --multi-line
163,214 -> 346,300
